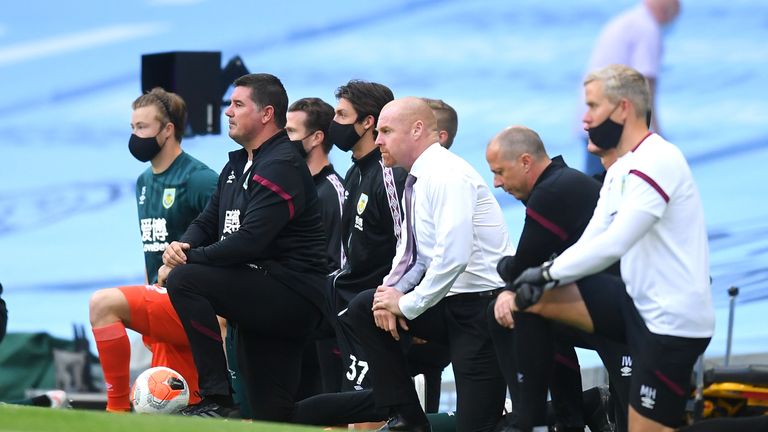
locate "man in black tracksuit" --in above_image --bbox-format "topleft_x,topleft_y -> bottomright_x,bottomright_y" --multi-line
325,80 -> 408,392
163,74 -> 326,421
0,283 -> 6,344
286,97 -> 346,397
286,97 -> 347,275
486,126 -> 630,432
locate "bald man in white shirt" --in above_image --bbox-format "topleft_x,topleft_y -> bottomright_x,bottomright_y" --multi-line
346,97 -> 512,432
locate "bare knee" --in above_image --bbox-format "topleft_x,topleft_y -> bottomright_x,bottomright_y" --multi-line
89,288 -> 129,327
521,284 -> 594,333
524,301 -> 545,315
628,405 -> 674,432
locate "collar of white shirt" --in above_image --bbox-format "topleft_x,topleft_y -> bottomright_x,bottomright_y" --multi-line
408,142 -> 442,179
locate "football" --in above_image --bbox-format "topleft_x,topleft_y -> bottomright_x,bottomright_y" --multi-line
131,366 -> 190,414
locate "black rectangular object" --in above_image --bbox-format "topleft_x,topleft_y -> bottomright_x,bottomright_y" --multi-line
141,51 -> 222,137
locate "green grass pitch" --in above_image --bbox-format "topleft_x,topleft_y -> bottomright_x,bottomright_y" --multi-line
0,404 -> 326,432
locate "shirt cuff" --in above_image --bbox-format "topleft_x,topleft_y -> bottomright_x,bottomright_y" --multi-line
398,292 -> 423,320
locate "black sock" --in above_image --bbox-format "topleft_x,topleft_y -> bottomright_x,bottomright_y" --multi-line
29,394 -> 51,407
207,393 -> 234,407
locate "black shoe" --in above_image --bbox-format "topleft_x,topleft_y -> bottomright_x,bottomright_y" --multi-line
585,385 -> 615,432
378,414 -> 431,432
496,425 -> 532,432
494,413 -> 531,432
551,425 -> 585,432
178,398 -> 240,419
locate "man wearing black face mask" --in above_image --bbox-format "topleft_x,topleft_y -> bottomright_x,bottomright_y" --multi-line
326,80 -> 407,394
286,97 -> 345,274
127,88 -> 218,282
89,87 -> 217,412
286,97 -> 346,398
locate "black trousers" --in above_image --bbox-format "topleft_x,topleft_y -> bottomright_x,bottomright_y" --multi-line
347,289 -> 505,432
555,323 -> 630,432
336,307 -> 373,391
166,263 -> 320,421
293,388 -> 387,425
407,339 -> 451,413
0,293 -> 6,345
488,309 -> 578,429
488,302 -> 631,431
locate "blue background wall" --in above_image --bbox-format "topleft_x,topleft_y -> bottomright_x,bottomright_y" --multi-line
1,0 -> 766,365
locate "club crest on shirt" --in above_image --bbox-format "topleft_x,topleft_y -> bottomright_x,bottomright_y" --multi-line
357,193 -> 369,215
138,186 -> 146,206
162,188 -> 176,209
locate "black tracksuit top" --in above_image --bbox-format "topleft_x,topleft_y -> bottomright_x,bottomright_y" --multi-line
333,148 -> 407,303
180,130 -> 327,306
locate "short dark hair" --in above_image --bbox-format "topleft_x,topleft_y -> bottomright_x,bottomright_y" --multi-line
233,73 -> 289,128
288,97 -> 335,154
422,98 -> 458,149
132,87 -> 187,142
334,80 -> 394,133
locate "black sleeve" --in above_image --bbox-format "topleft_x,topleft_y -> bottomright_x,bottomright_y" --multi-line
0,282 -> 7,345
180,167 -> 226,247
185,159 -> 305,266
318,184 -> 343,272
502,189 -> 571,289
502,171 -> 600,289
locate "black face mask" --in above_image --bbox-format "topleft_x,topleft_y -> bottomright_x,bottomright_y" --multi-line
292,138 -> 309,159
588,105 -> 624,150
328,120 -> 362,152
129,133 -> 162,162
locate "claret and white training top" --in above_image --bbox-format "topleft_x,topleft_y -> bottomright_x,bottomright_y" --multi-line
550,133 -> 715,338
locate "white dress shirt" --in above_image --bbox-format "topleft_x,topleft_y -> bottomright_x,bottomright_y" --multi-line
387,143 -> 514,320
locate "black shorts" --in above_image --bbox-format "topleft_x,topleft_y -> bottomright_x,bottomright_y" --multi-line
578,273 -> 711,427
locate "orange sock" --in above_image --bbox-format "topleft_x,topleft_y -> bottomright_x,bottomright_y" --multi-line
93,322 -> 131,412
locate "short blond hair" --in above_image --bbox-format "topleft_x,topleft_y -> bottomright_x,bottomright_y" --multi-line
584,65 -> 650,120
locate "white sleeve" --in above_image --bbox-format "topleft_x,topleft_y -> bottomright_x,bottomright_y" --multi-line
549,208 -> 658,282
398,178 -> 473,319
393,259 -> 427,293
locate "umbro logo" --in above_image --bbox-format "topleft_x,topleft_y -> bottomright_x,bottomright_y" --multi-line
620,355 -> 632,377
640,384 -> 656,409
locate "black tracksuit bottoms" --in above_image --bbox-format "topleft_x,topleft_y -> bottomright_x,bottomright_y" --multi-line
167,263 -> 320,421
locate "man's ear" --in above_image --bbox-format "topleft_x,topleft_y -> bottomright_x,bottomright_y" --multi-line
361,114 -> 375,130
438,130 -> 449,146
262,105 -> 275,125
520,153 -> 533,171
619,99 -> 633,122
309,131 -> 324,150
164,121 -> 175,139
412,120 -> 423,139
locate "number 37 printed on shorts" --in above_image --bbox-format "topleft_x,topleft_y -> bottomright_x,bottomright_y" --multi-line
346,354 -> 369,387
